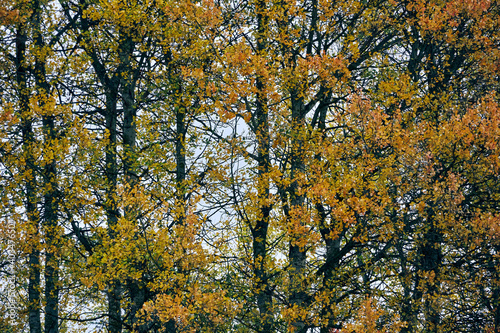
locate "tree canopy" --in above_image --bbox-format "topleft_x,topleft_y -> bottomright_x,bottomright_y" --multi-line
1,0 -> 499,332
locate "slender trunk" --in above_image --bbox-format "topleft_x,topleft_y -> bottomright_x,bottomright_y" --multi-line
120,32 -> 149,333
28,245 -> 41,333
17,19 -> 42,333
42,121 -> 59,333
408,217 -> 442,333
42,119 -> 59,333
397,239 -> 418,333
253,1 -> 272,331
175,103 -> 186,226
161,89 -> 187,333
32,0 -> 60,330
493,280 -> 500,333
317,195 -> 342,332
419,218 -> 442,333
318,193 -> 341,332
312,99 -> 339,333
121,35 -> 138,191
288,93 -> 307,333
491,245 -> 500,333
105,88 -> 122,333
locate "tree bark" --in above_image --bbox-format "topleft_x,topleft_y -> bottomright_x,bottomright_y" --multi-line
252,1 -> 273,331
105,87 -> 122,333
16,17 -> 42,333
32,0 -> 60,330
288,92 -> 307,333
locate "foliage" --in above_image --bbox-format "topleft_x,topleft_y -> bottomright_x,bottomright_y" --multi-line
0,0 -> 499,332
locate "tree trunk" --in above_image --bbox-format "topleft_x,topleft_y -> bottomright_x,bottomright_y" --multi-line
120,31 -> 149,333
32,0 -> 60,330
288,93 -> 307,333
16,11 -> 42,333
252,1 -> 273,330
105,88 -> 122,333
419,219 -> 442,333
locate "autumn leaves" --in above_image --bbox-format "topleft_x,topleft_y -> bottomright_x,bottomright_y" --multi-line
0,0 -> 500,332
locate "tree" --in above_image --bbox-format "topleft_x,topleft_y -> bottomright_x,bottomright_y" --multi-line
1,0 -> 499,332
369,1 -> 500,331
